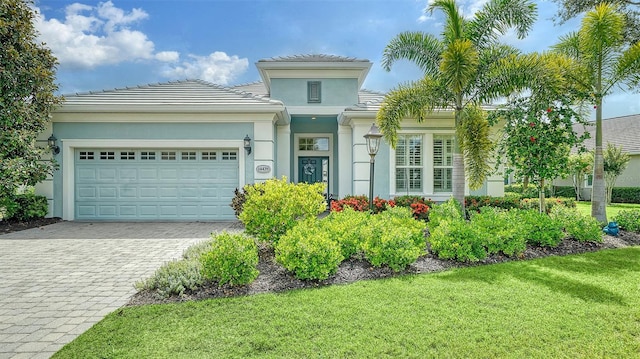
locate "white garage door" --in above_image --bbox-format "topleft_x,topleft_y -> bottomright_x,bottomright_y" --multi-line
74,149 -> 239,220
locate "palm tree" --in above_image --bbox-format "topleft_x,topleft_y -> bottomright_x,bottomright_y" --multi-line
377,0 -> 537,209
553,3 -> 640,222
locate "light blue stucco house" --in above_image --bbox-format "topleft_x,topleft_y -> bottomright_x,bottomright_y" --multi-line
38,54 -> 505,221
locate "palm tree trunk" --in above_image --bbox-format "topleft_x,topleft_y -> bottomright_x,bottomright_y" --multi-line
591,96 -> 607,222
453,102 -> 465,213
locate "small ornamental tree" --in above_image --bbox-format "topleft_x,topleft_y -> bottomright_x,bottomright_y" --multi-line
1,0 -> 62,201
567,152 -> 593,201
603,143 -> 630,204
492,99 -> 589,213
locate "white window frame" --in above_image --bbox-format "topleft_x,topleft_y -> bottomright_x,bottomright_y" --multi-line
394,134 -> 424,194
389,131 -> 455,197
433,134 -> 454,193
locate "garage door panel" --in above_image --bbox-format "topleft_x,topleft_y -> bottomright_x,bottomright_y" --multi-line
120,187 -> 137,198
119,168 -> 137,180
97,168 -> 117,181
99,187 -> 117,199
77,187 -> 96,199
75,148 -> 239,220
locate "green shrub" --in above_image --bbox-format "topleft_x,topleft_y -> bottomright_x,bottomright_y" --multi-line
519,197 -> 575,212
0,196 -> 18,220
239,177 -> 326,243
427,198 -> 463,231
464,196 -> 522,213
135,259 -> 204,298
429,219 -> 488,262
552,186 -> 576,199
614,209 -> 640,232
505,183 -> 550,198
513,210 -> 564,247
275,219 -> 344,280
362,207 -> 426,271
324,208 -> 370,258
182,239 -> 214,260
470,208 -> 526,257
200,232 -> 259,287
550,206 -> 603,242
611,187 -> 640,204
230,184 -> 260,217
11,192 -> 48,221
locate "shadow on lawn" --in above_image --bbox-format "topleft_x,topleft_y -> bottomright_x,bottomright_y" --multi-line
438,247 -> 640,305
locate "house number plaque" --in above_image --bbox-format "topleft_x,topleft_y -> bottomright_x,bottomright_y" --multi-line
256,165 -> 271,173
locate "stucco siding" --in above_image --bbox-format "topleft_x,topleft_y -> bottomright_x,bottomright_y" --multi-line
270,78 -> 359,106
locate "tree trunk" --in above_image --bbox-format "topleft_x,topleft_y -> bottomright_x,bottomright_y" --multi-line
539,178 -> 546,213
452,151 -> 465,210
591,97 -> 607,222
453,103 -> 466,214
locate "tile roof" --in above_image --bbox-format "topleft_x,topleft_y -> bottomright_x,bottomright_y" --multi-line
61,79 -> 283,107
574,114 -> 640,154
257,54 -> 370,63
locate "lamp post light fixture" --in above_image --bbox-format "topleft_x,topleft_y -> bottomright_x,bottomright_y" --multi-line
244,135 -> 252,155
47,134 -> 60,155
363,123 -> 383,212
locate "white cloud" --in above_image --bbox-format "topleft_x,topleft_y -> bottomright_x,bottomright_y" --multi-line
34,1 -> 155,69
155,51 -> 180,62
161,52 -> 249,85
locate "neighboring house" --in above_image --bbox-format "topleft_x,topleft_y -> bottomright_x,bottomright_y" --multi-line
36,54 -> 504,221
554,114 -> 640,199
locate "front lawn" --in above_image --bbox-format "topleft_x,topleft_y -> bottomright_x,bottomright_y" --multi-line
576,201 -> 640,220
54,247 -> 640,358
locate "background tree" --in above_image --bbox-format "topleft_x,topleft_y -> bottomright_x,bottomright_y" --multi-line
553,3 -> 640,222
491,100 -> 589,213
0,0 -> 61,202
552,0 -> 640,44
567,152 -> 593,201
603,143 -> 630,204
377,0 -> 537,209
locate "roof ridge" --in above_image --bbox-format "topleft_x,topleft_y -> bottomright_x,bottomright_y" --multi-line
258,54 -> 369,62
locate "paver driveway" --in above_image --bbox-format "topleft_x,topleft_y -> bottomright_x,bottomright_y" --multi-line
0,221 -> 243,359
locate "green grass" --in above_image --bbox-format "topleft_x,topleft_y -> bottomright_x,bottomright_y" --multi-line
576,201 -> 640,220
54,248 -> 640,358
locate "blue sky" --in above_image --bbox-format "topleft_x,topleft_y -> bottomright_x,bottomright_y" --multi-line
34,0 -> 639,119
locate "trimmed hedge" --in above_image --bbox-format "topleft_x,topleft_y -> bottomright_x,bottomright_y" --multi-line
553,186 -> 576,199
611,187 -> 640,204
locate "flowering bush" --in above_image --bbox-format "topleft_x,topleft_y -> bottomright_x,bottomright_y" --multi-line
394,195 -> 435,221
330,195 -> 395,214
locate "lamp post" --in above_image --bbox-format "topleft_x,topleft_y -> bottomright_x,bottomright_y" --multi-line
364,123 -> 383,212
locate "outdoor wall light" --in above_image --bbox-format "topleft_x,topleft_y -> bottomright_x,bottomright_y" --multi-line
244,134 -> 252,155
48,134 -> 60,155
363,123 -> 383,212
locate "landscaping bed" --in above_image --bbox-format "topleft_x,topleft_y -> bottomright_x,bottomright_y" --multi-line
127,230 -> 640,306
0,217 -> 62,235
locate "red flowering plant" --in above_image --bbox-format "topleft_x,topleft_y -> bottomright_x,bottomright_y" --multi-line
330,195 -> 395,214
489,98 -> 589,212
394,195 -> 435,220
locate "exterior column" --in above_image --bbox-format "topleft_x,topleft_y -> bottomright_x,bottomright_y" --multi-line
351,121 -> 373,196
276,124 -> 291,180
337,125 -> 352,198
253,121 -> 275,182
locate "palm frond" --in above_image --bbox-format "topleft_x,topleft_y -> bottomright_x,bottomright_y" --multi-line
468,0 -> 537,46
613,41 -> 640,90
428,0 -> 465,43
457,105 -> 493,190
381,31 -> 444,76
376,78 -> 443,148
440,39 -> 479,94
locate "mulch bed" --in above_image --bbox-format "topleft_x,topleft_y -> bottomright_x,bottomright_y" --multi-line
127,230 -> 640,307
0,217 -> 62,235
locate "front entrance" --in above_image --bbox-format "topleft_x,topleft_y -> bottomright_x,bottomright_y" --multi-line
298,157 -> 329,199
